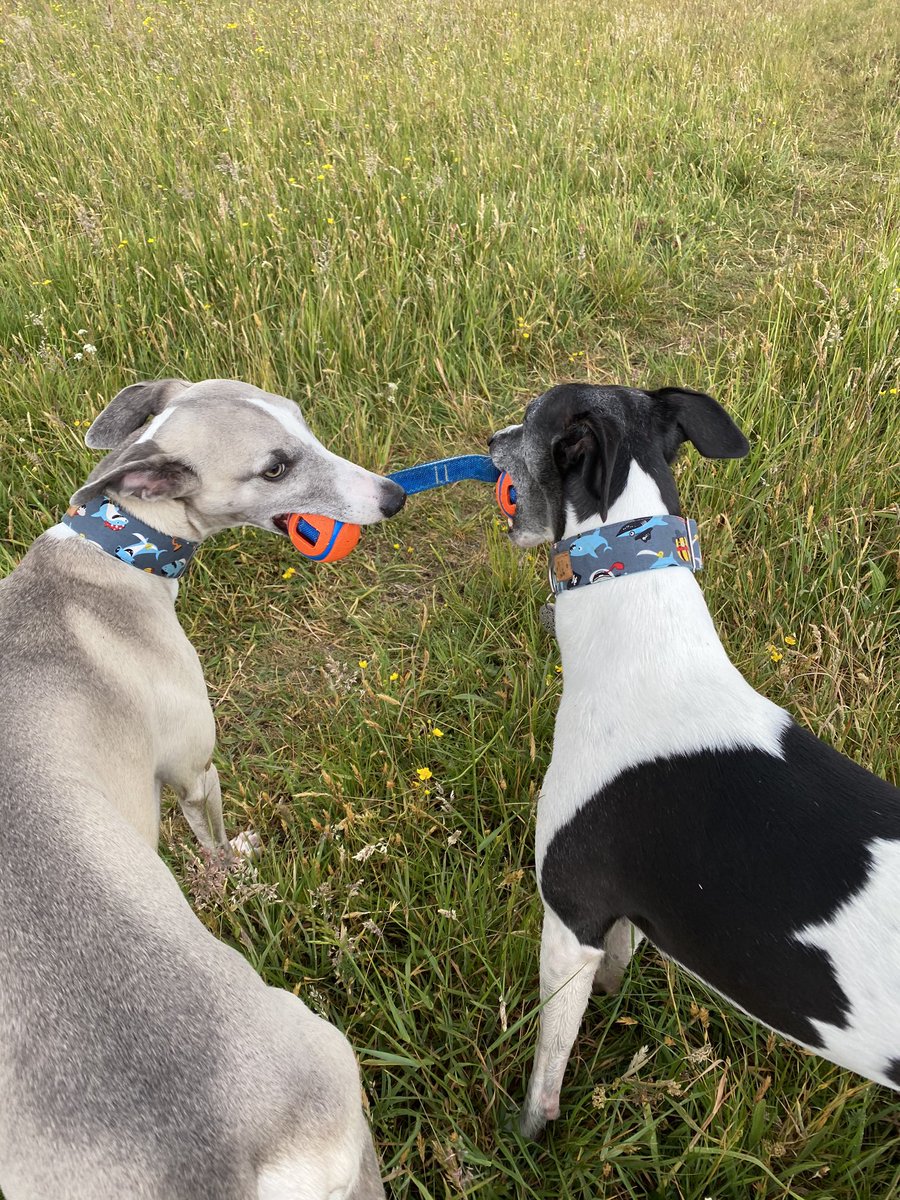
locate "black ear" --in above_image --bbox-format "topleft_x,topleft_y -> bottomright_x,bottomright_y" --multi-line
649,387 -> 749,460
552,412 -> 622,521
85,379 -> 190,449
70,441 -> 198,507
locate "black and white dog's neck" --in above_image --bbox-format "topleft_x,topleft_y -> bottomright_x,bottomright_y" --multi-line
542,460 -> 790,865
555,459 -> 731,673
559,457 -> 673,542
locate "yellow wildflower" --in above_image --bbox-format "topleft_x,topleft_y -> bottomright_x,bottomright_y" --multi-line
416,767 -> 432,782
282,567 -> 296,580
784,635 -> 797,646
358,659 -> 368,669
389,672 -> 399,681
431,728 -> 444,738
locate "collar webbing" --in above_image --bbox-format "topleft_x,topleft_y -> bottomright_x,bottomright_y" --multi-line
549,514 -> 701,595
61,498 -> 199,579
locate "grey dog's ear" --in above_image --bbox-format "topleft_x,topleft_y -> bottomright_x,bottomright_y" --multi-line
70,440 -> 199,508
552,411 -> 622,522
649,387 -> 749,461
85,379 -> 190,450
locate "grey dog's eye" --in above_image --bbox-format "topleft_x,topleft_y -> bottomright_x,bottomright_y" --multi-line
262,462 -> 287,480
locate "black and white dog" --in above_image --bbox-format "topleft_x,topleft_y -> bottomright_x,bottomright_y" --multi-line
488,383 -> 900,1138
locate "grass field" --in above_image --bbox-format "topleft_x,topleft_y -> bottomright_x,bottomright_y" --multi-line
1,0 -> 899,1195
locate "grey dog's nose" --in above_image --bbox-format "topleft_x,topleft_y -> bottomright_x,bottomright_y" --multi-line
380,480 -> 406,517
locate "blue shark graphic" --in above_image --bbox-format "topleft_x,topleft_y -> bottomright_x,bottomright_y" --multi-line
91,501 -> 129,531
569,529 -> 611,557
116,536 -> 166,563
616,515 -> 668,540
161,559 -> 187,578
636,549 -> 682,569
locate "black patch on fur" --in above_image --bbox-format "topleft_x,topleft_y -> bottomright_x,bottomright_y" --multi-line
540,723 -> 900,1048
886,1059 -> 900,1087
519,384 -> 747,538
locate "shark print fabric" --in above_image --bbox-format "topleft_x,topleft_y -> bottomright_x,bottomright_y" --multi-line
549,515 -> 702,595
61,497 -> 199,579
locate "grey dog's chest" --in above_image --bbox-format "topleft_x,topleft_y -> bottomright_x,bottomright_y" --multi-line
0,538 -> 215,831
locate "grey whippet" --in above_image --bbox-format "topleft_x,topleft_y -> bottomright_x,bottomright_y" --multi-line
0,378 -> 405,1199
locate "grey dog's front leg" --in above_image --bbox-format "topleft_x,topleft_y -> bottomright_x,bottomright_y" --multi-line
178,762 -> 228,851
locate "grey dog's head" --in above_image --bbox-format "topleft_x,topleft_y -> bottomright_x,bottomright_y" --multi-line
488,383 -> 749,547
71,378 -> 406,539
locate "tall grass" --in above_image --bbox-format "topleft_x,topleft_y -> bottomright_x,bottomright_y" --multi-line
0,0 -> 898,1195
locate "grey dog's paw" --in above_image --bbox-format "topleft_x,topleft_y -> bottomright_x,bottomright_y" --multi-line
230,829 -> 261,861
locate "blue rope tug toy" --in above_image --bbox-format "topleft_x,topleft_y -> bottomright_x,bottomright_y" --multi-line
286,455 -> 516,562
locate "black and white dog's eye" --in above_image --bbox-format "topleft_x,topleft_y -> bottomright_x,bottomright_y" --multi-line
262,462 -> 287,480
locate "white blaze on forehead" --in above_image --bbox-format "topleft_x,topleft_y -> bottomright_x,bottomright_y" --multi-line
135,405 -> 178,444
242,395 -> 317,448
241,390 -> 392,520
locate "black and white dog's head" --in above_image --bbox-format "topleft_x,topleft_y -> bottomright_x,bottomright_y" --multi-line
488,384 -> 749,547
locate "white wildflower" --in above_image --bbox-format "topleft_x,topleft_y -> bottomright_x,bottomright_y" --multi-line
352,840 -> 388,863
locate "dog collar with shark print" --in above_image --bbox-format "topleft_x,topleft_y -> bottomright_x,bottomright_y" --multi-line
549,514 -> 702,595
61,497 -> 199,580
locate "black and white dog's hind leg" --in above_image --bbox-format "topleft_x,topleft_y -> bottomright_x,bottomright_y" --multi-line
593,919 -> 644,994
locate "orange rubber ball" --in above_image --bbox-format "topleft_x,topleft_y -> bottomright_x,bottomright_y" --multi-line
286,514 -> 362,562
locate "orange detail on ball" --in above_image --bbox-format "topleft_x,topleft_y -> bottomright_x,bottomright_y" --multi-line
286,514 -> 362,562
495,472 -> 517,518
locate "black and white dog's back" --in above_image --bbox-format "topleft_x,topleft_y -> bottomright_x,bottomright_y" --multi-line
488,384 -> 900,1137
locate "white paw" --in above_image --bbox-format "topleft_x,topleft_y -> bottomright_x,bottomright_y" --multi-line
230,830 -> 261,861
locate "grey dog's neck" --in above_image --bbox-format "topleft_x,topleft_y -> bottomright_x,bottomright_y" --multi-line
103,491 -> 208,542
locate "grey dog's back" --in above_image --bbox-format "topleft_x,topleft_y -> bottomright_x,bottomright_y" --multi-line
0,541 -> 361,1199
